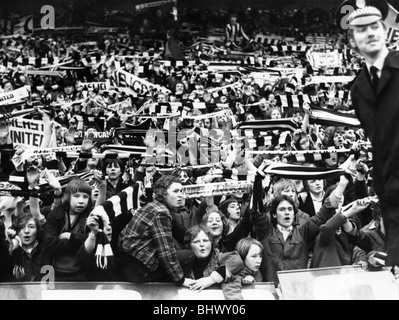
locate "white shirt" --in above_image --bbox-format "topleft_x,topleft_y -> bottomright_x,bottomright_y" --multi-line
277,224 -> 293,242
366,46 -> 389,79
310,191 -> 325,215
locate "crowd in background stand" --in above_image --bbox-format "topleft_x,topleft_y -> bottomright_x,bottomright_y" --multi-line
0,1 -> 389,300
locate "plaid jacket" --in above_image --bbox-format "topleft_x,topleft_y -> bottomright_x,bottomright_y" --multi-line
119,200 -> 184,282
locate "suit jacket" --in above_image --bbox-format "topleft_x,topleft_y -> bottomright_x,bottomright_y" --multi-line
351,50 -> 399,205
350,50 -> 399,265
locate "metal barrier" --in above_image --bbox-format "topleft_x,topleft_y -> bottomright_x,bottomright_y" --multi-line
0,281 -> 279,300
2,266 -> 398,300
277,266 -> 399,300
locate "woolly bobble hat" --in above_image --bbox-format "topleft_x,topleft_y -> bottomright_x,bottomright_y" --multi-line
218,196 -> 239,217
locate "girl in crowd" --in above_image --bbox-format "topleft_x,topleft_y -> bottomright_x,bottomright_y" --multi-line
183,225 -> 243,293
267,106 -> 282,120
218,197 -> 242,234
245,112 -> 256,122
200,201 -> 264,253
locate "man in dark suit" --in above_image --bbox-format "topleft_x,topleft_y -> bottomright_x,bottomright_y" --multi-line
346,0 -> 399,274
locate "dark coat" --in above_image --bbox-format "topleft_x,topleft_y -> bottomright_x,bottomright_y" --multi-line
42,205 -> 88,279
252,197 -> 336,284
350,50 -> 399,265
298,191 -> 316,217
311,213 -> 355,268
11,241 -> 53,282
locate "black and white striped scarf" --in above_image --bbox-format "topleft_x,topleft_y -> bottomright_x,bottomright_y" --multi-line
308,104 -> 361,127
263,163 -> 345,180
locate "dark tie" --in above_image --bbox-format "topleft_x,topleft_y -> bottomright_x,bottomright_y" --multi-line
370,66 -> 379,94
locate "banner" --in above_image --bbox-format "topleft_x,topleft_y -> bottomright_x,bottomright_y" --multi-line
24,145 -> 83,155
181,181 -> 253,199
78,81 -> 110,91
8,118 -> 45,147
0,86 -> 30,106
307,51 -> 341,69
114,69 -> 170,96
83,131 -> 110,140
385,3 -> 399,43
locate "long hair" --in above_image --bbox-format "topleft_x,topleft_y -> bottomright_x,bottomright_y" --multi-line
102,157 -> 125,176
269,195 -> 298,228
184,225 -> 215,251
153,175 -> 180,203
273,178 -> 299,206
302,177 -> 325,194
62,177 -> 93,216
15,210 -> 40,235
235,237 -> 263,262
200,210 -> 230,240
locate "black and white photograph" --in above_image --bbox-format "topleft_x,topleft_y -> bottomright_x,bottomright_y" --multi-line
0,0 -> 399,305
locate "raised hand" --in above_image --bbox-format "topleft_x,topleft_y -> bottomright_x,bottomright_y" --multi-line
26,166 -> 40,188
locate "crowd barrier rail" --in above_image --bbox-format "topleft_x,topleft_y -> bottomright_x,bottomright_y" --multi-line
0,281 -> 279,300
1,266 -> 398,300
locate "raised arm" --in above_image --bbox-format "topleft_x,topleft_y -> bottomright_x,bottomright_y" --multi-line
301,174 -> 350,242
318,197 -> 371,247
26,167 -> 46,225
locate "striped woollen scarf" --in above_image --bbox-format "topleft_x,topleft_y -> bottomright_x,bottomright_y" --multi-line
308,104 -> 361,128
263,163 -> 345,180
90,181 -> 144,223
89,182 -> 143,269
251,163 -> 346,212
236,118 -> 300,132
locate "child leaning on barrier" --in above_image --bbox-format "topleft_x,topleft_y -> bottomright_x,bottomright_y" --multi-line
182,225 -> 244,294
221,237 -> 263,300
